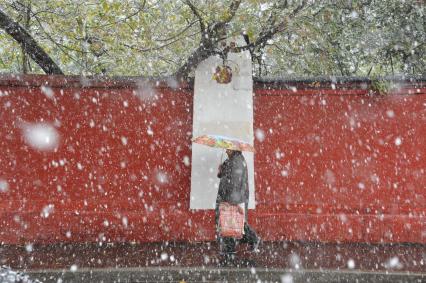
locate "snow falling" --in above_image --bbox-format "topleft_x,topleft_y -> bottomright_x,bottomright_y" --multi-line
0,179 -> 9,193
20,122 -> 59,151
41,204 -> 54,218
255,129 -> 265,142
1,71 -> 424,282
0,1 -> 424,282
40,85 -> 54,99
0,75 -> 424,282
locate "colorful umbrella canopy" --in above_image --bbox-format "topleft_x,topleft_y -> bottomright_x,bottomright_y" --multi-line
192,134 -> 254,152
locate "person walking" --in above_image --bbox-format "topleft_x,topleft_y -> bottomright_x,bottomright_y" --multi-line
216,149 -> 260,265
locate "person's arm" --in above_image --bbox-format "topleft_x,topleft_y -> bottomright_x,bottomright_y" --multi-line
227,157 -> 246,203
230,160 -> 243,184
217,163 -> 224,178
217,159 -> 229,178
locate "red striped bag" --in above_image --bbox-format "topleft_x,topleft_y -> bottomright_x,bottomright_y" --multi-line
219,202 -> 245,238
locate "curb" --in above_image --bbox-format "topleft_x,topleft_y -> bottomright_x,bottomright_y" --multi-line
26,267 -> 426,283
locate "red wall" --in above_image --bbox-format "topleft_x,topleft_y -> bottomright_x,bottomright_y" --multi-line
0,75 -> 425,244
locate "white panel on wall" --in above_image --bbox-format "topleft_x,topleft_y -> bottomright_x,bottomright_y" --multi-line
190,37 -> 255,209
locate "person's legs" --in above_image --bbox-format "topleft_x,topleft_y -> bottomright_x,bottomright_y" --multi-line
220,237 -> 236,265
215,201 -> 224,253
222,237 -> 236,253
241,202 -> 261,252
243,223 -> 257,242
243,223 -> 261,252
243,223 -> 255,241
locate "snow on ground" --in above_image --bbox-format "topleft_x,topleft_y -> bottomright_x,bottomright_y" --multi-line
0,266 -> 41,283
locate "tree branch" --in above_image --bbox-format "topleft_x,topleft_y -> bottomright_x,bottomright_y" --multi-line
32,14 -> 85,66
153,20 -> 198,42
175,0 -> 242,80
174,0 -> 309,80
174,40 -> 216,80
183,0 -> 206,33
233,1 -> 308,54
86,0 -> 146,30
210,0 -> 241,34
0,8 -> 63,74
122,29 -> 200,53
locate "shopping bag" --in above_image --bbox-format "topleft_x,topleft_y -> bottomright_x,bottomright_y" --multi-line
219,202 -> 245,238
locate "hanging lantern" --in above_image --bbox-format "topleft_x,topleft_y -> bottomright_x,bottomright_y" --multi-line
213,65 -> 233,84
212,41 -> 239,84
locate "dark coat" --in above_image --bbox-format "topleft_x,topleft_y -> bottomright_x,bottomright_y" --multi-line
216,151 -> 249,205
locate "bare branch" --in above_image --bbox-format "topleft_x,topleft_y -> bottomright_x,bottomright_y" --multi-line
183,0 -> 206,33
208,0 -> 242,38
32,14 -> 86,67
0,8 -> 63,74
174,42 -> 216,80
175,0 -> 242,79
154,20 -> 198,42
233,1 -> 309,54
123,30 -> 200,53
219,0 -> 242,25
87,1 -> 146,29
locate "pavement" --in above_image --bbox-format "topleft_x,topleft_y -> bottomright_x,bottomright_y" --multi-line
1,241 -> 425,282
22,267 -> 425,283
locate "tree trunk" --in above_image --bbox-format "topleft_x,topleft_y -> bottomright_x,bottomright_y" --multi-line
174,41 -> 216,80
21,3 -> 31,74
0,8 -> 63,75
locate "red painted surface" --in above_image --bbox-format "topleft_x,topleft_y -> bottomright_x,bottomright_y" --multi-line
0,75 -> 425,244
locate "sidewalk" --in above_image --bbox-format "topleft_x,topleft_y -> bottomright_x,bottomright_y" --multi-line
1,241 -> 425,282
26,267 -> 426,283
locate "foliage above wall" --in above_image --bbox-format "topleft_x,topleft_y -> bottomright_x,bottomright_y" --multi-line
0,0 -> 424,79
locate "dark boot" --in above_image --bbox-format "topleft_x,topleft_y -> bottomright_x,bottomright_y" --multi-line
242,224 -> 261,253
219,237 -> 237,266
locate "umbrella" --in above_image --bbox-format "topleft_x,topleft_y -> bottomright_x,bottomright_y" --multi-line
192,134 -> 254,152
